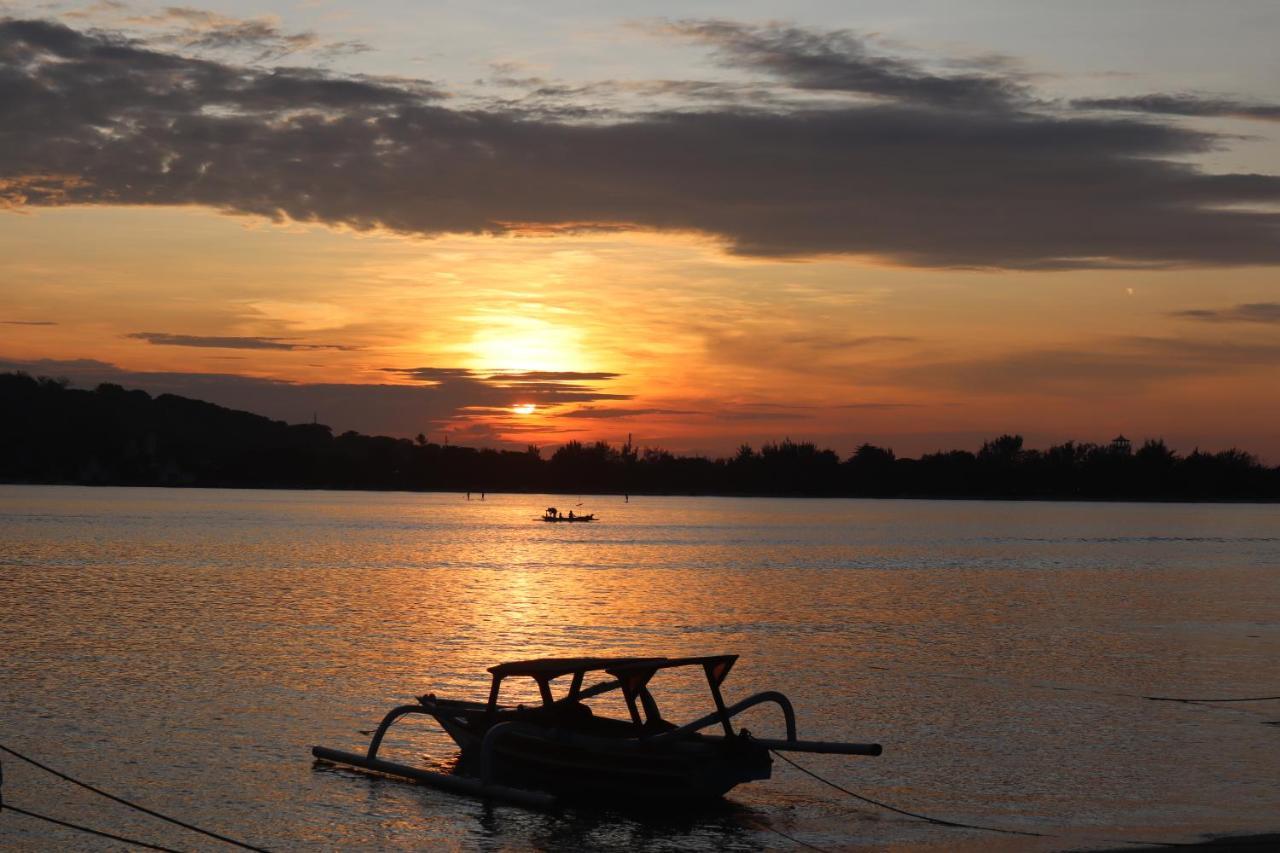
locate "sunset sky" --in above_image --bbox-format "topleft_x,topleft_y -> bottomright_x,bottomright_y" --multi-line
2,1 -> 1278,458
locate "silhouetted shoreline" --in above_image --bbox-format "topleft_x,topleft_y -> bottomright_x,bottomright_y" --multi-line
5,372 -> 1279,502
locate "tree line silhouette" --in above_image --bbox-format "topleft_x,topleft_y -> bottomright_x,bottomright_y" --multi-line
3,371 -> 1277,501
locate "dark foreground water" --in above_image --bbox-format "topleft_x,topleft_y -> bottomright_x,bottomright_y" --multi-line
1,486 -> 1277,852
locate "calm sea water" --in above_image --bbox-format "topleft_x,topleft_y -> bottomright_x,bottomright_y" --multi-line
1,485 -> 1277,852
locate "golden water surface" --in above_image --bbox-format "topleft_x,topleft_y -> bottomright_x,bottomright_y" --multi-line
1,486 -> 1278,851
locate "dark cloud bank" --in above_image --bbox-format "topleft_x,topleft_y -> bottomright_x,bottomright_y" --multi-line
0,356 -> 630,439
2,17 -> 1279,269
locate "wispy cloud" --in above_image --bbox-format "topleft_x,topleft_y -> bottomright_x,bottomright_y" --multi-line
657,19 -> 1030,110
138,7 -> 319,60
889,335 -> 1280,394
1074,94 -> 1280,123
381,365 -> 631,403
779,333 -> 916,351
711,406 -> 815,422
127,332 -> 359,350
834,401 -> 922,409
485,370 -> 622,382
2,319 -> 57,325
1170,302 -> 1280,324
381,366 -> 474,383
558,405 -> 696,419
65,4 -> 372,63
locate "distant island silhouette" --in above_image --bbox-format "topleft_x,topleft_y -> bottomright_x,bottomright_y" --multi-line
3,371 -> 1277,501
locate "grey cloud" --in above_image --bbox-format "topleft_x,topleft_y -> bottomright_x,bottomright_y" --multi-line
3,319 -> 57,325
127,331 -> 359,350
1170,302 -> 1280,324
661,19 -> 1030,109
1,18 -> 1279,268
1074,94 -> 1280,122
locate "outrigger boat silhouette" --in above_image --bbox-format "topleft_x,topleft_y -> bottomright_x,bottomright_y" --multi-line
313,655 -> 881,808
541,507 -> 595,522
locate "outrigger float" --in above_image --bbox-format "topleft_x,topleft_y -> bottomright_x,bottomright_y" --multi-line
312,655 -> 881,809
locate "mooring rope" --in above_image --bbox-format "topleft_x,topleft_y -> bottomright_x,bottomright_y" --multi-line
4,802 -> 187,852
741,814 -> 832,852
1144,694 -> 1280,704
0,742 -> 271,852
766,748 -> 1202,848
767,748 -> 1047,837
867,665 -> 1280,716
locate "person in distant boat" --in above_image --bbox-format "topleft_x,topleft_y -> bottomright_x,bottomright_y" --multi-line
568,510 -> 575,520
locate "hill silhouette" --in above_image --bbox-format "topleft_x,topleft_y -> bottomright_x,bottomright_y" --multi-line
3,371 -> 1277,501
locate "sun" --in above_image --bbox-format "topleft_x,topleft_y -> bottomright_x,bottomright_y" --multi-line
512,403 -> 537,415
467,317 -> 586,374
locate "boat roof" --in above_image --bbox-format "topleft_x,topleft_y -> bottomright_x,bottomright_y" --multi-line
488,655 -> 736,680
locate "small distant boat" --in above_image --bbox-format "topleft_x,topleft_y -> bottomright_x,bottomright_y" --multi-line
312,655 -> 881,808
541,507 -> 595,522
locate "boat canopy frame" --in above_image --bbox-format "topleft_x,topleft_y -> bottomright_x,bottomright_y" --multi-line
484,655 -> 740,735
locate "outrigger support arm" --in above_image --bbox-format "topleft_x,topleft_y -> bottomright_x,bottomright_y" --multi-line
648,691 -> 882,756
649,691 -> 797,744
740,736 -> 882,756
366,704 -> 434,760
313,702 -> 559,809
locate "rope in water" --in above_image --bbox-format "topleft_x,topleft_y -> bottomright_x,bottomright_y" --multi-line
766,748 -> 1202,848
767,748 -> 1047,838
868,665 -> 1280,714
741,815 -> 832,852
0,743 -> 271,852
4,802 -> 187,852
1144,694 -> 1280,704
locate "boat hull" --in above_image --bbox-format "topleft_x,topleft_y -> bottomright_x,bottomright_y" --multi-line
453,724 -> 771,802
